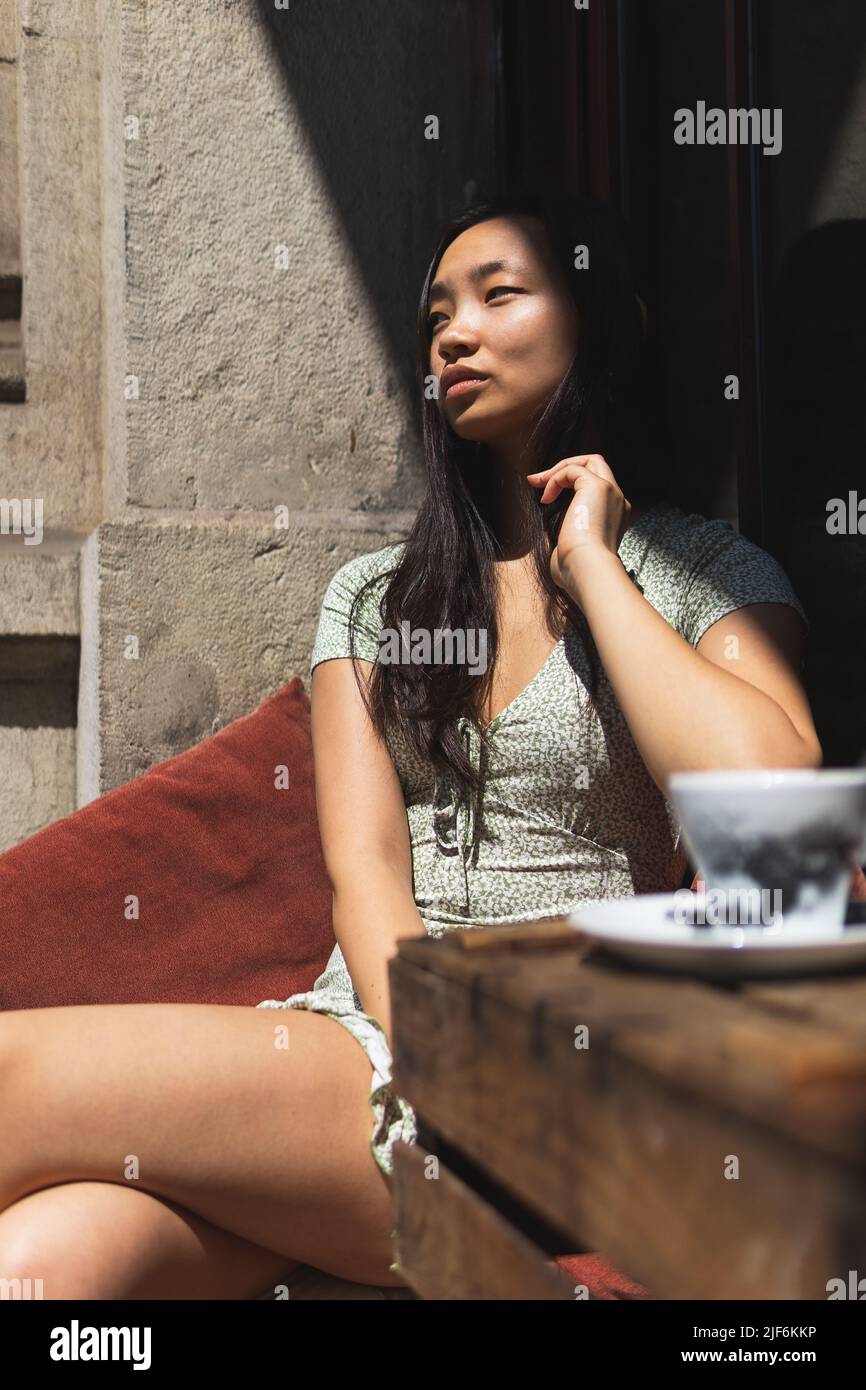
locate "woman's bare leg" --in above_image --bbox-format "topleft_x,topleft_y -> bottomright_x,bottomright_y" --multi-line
0,1002 -> 402,1289
0,1180 -> 300,1299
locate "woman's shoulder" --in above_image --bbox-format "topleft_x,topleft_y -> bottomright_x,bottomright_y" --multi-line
636,500 -> 744,552
637,499 -> 789,574
323,540 -> 407,597
630,501 -> 808,647
311,541 -> 406,669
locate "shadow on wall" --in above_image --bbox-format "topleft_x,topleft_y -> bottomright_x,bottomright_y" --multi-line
767,219 -> 866,768
253,0 -> 500,421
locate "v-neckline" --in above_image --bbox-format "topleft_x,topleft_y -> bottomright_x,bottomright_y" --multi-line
478,504 -> 661,733
480,635 -> 564,733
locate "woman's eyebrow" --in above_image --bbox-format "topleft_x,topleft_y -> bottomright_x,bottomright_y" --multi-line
428,258 -> 531,303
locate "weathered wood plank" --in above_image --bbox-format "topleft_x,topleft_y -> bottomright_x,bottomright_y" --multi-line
390,1138 -> 577,1300
391,932 -> 866,1161
741,975 -> 866,1037
389,939 -> 866,1297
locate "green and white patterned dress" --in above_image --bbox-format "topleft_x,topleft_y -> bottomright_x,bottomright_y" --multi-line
257,501 -> 809,1179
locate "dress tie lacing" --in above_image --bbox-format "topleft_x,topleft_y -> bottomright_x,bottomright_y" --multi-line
432,717 -> 483,903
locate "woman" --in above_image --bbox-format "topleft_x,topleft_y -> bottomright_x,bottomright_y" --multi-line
0,192 -> 820,1299
259,187 -> 821,1185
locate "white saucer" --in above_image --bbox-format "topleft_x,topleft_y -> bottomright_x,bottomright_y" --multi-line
568,893 -> 866,980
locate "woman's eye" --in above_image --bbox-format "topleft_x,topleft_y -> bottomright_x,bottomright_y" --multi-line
427,286 -> 523,332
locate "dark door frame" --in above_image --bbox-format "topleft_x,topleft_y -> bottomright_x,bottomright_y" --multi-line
496,0 -> 771,545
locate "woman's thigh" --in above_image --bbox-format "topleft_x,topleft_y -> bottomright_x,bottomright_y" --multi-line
0,1180 -> 300,1300
0,1002 -> 398,1285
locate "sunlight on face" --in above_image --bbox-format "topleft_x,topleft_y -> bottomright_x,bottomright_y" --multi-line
427,214 -> 579,447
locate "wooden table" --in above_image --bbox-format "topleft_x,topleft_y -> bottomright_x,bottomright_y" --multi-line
388,916 -> 866,1300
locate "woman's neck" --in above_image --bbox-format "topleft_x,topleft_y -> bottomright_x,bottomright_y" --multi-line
477,454 -> 647,562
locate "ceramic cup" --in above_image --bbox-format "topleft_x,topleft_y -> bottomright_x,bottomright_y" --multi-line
666,768 -> 866,931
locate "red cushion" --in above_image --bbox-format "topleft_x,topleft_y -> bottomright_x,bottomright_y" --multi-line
0,674 -> 650,1296
554,1252 -> 650,1299
0,677 -> 334,1009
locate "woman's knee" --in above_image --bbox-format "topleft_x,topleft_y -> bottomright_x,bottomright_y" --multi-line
0,1181 -> 298,1301
0,1190 -> 117,1300
0,1017 -> 46,1211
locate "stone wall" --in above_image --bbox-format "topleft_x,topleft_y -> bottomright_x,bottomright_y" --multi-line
3,0 -> 864,850
0,0 -> 496,846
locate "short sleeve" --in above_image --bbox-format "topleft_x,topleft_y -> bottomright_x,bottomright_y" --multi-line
310,546 -> 401,671
675,520 -> 809,648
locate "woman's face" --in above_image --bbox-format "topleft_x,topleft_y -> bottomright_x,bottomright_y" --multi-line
427,214 -> 579,449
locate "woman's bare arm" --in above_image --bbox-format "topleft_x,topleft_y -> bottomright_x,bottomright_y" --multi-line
310,657 -> 429,1045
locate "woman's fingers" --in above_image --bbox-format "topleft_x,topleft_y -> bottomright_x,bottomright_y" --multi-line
526,452 -> 610,482
536,462 -> 592,503
539,472 -> 578,503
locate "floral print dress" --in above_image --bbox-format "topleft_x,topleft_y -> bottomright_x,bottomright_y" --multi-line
257,502 -> 809,1180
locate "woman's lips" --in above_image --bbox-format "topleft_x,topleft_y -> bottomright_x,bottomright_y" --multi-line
444,376 -> 489,399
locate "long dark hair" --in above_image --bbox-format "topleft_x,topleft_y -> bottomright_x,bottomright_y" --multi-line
347,189 -> 677,803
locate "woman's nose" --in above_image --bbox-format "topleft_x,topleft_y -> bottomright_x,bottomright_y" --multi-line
437,314 -> 482,355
